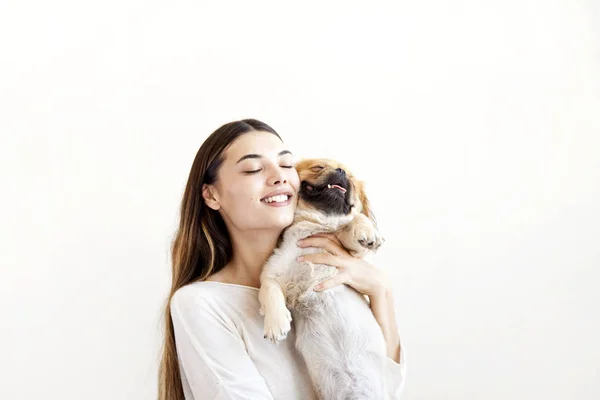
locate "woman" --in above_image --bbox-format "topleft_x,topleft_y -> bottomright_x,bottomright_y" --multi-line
158,119 -> 406,399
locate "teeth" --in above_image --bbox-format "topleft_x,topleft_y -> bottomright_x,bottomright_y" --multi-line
263,194 -> 289,203
327,184 -> 331,188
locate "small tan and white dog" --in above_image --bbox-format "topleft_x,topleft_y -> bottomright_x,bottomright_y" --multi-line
258,158 -> 389,400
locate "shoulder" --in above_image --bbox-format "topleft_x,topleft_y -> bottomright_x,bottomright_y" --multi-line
170,282 -> 247,339
170,281 -> 225,317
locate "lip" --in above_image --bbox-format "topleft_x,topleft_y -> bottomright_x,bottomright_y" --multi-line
260,189 -> 294,202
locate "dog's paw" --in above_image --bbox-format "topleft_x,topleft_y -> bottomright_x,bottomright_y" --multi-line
357,227 -> 385,251
263,306 -> 292,344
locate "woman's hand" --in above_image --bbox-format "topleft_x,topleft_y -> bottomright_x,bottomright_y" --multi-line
296,232 -> 390,298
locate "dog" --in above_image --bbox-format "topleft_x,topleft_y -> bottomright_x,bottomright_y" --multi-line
258,158 -> 389,399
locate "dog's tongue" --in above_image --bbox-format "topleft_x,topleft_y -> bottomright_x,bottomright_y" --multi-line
331,184 -> 346,193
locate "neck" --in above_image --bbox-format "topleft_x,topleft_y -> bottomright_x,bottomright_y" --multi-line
225,228 -> 282,288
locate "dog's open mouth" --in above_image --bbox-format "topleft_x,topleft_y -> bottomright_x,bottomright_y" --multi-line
303,181 -> 347,194
327,184 -> 346,194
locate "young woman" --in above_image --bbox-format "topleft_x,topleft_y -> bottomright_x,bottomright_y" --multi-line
158,119 -> 406,399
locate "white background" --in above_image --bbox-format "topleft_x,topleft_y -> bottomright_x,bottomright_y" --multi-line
1,1 -> 599,399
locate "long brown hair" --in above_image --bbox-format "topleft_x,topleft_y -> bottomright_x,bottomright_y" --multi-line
158,119 -> 282,400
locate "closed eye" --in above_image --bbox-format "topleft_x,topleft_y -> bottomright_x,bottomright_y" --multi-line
311,166 -> 324,171
244,165 -> 294,174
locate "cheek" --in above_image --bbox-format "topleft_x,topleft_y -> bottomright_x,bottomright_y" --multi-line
226,180 -> 263,204
290,171 -> 301,192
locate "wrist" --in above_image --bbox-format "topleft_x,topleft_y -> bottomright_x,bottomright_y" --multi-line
370,283 -> 392,302
369,286 -> 397,334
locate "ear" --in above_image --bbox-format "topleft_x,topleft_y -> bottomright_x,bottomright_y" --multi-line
355,179 -> 377,228
202,184 -> 221,211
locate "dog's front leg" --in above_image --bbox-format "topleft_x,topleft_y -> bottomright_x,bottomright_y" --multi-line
258,256 -> 292,344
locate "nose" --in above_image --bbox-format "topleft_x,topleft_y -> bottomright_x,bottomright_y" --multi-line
336,168 -> 346,176
269,168 -> 288,185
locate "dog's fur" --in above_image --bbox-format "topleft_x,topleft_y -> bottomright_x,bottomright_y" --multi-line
258,158 -> 389,399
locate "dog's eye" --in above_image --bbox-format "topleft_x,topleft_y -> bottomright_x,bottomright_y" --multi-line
310,166 -> 324,172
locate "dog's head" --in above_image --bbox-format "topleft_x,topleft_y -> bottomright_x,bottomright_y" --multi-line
294,158 -> 375,226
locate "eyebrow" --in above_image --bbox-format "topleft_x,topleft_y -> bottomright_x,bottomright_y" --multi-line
236,150 -> 293,164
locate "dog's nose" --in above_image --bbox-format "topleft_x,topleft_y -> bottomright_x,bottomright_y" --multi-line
336,168 -> 345,175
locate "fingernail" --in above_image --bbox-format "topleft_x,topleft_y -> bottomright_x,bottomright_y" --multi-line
297,240 -> 304,246
296,256 -> 304,262
313,284 -> 322,291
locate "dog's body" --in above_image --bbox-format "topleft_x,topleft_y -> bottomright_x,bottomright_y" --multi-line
258,159 -> 390,399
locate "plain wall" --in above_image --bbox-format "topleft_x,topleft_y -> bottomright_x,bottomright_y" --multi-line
1,1 -> 599,399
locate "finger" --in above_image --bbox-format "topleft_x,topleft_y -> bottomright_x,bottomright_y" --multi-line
314,272 -> 352,291
297,252 -> 341,268
298,236 -> 345,256
308,233 -> 343,247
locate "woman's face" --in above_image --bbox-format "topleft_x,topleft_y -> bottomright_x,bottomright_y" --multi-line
203,131 -> 300,233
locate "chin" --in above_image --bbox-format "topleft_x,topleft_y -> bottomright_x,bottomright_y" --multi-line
274,210 -> 295,229
252,209 -> 295,232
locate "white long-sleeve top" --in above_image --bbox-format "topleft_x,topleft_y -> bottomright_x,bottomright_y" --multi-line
170,281 -> 406,399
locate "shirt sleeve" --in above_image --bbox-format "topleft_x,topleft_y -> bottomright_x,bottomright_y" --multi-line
170,288 -> 275,400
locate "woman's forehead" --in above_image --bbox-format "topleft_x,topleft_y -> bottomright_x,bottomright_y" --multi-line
224,131 -> 289,162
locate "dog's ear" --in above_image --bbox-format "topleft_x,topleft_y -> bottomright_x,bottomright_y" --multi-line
355,179 -> 377,228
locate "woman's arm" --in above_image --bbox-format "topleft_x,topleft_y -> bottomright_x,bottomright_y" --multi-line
170,288 -> 275,400
369,285 -> 407,399
369,286 -> 402,363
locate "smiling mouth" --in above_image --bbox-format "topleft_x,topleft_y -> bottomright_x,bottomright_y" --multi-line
261,194 -> 292,204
